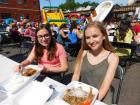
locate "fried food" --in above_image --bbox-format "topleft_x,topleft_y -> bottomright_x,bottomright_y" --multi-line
21,68 -> 37,76
63,87 -> 94,105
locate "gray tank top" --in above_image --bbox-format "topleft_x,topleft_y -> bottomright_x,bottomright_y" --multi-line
80,52 -> 112,104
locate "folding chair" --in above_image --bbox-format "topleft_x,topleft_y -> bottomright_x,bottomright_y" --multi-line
112,65 -> 124,104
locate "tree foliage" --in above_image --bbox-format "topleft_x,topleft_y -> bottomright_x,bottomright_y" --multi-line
59,1 -> 99,11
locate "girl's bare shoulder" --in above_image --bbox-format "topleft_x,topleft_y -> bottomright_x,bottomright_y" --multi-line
108,52 -> 119,63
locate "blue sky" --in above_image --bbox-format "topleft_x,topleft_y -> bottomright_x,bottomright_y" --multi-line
39,0 -> 128,9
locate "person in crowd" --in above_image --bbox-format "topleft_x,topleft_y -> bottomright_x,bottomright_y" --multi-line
59,24 -> 68,38
18,22 -> 25,36
72,21 -> 119,104
9,22 -> 21,43
104,14 -> 117,42
50,23 -> 58,39
115,19 -> 134,56
52,23 -> 59,34
131,19 -> 140,44
15,26 -> 68,82
6,24 -> 12,33
106,18 -> 116,36
24,22 -> 35,41
57,23 -> 69,46
115,20 -> 133,43
68,21 -> 83,44
66,21 -> 82,56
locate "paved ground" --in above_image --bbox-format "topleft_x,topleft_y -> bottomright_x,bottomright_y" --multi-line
0,43 -> 140,105
118,63 -> 140,105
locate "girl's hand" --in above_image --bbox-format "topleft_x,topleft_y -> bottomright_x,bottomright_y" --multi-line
42,66 -> 53,73
14,65 -> 23,72
38,64 -> 48,73
39,65 -> 53,73
37,64 -> 44,70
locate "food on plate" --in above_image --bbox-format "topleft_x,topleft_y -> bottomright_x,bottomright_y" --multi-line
21,68 -> 37,76
63,87 -> 94,105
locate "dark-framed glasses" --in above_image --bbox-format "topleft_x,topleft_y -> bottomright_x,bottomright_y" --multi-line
37,34 -> 50,40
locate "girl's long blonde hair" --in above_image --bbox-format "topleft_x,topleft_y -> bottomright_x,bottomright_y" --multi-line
73,21 -> 115,74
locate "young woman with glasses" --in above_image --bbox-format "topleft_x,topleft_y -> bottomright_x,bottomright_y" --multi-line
15,26 -> 68,82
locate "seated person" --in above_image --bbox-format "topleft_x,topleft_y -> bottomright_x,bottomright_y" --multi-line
68,21 -> 83,44
131,19 -> 140,44
57,24 -> 69,46
106,18 -> 116,36
15,26 -> 68,82
72,21 -> 119,104
24,22 -> 35,41
114,19 -> 133,56
9,23 -> 21,43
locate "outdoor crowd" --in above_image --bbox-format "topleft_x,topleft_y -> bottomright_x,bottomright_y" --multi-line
1,13 -> 140,105
4,19 -> 41,43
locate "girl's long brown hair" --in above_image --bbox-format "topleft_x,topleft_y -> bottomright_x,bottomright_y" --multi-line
35,26 -> 57,62
73,21 -> 114,73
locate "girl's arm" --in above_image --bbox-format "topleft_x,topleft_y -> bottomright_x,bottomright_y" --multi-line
97,53 -> 119,101
72,51 -> 86,81
15,47 -> 36,72
44,57 -> 68,73
20,51 -> 35,67
71,65 -> 81,81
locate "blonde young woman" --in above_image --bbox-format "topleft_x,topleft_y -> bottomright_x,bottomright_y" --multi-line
72,21 -> 119,104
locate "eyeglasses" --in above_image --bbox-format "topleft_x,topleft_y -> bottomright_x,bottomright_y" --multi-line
37,34 -> 50,40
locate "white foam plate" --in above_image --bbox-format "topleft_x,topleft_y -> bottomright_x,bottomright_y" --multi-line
1,65 -> 43,94
45,99 -> 69,105
13,81 -> 53,105
60,81 -> 99,105
0,90 -> 8,102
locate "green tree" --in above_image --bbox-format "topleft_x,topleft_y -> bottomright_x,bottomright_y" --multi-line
59,1 -> 98,11
60,2 -> 77,11
66,0 -> 75,3
91,2 -> 99,7
82,1 -> 90,7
